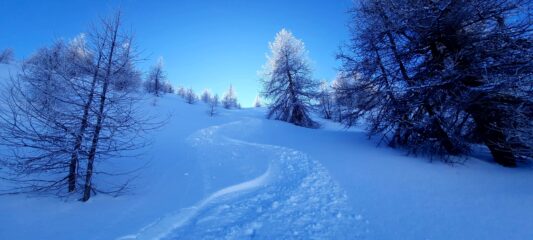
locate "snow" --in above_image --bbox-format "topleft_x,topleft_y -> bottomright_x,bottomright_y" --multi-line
0,63 -> 532,239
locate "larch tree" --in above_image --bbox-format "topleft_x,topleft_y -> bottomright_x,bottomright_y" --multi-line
208,94 -> 219,116
81,12 -> 148,201
144,58 -> 172,96
330,74 -> 353,123
0,40 -> 87,195
337,0 -> 532,166
0,12 -> 153,200
261,29 -> 318,128
176,86 -> 186,98
222,84 -> 238,109
185,88 -> 197,104
253,95 -> 262,108
200,89 -> 212,103
317,81 -> 334,120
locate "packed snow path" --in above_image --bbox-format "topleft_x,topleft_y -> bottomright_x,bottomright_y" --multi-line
123,118 -> 364,239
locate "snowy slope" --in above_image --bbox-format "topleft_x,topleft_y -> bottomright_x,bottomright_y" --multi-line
0,63 -> 532,239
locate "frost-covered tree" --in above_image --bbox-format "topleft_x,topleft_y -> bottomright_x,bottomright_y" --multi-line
144,58 -> 173,96
0,12 -> 153,200
261,29 -> 318,128
176,86 -> 186,98
331,74 -> 353,123
0,48 -> 14,64
208,94 -> 219,116
317,81 -> 334,120
19,42 -> 72,114
200,89 -> 212,103
79,13 -> 152,201
185,88 -> 197,104
337,0 -> 532,166
114,62 -> 142,92
253,95 -> 262,108
222,84 -> 239,109
0,40 -> 87,194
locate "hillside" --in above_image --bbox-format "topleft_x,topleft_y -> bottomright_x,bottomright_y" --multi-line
0,63 -> 532,239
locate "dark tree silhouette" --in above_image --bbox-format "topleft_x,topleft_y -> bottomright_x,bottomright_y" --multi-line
337,0 -> 532,166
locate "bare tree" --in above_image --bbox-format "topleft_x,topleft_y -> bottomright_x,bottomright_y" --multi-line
67,33 -> 104,193
81,12 -> 151,201
317,81 -> 334,120
208,94 -> 219,116
0,12 -> 155,201
184,88 -> 197,104
337,0 -> 532,166
0,41 -> 86,195
144,58 -> 173,96
330,74 -> 352,123
222,84 -> 239,109
200,89 -> 212,103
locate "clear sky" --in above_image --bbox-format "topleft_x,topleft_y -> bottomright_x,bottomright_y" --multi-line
0,0 -> 352,107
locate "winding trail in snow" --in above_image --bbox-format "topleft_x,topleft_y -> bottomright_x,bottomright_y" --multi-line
120,118 -> 364,240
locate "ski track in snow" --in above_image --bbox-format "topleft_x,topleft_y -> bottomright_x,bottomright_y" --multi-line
119,118 -> 365,240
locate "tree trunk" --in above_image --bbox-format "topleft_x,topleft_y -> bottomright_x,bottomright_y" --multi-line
469,108 -> 517,167
82,15 -> 119,201
286,67 -> 299,124
82,66 -> 111,201
155,69 -> 160,97
68,52 -> 102,192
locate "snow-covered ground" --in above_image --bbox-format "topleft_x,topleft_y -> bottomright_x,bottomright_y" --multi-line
0,63 -> 532,239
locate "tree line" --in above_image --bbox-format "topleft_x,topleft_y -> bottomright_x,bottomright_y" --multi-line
146,62 -> 242,114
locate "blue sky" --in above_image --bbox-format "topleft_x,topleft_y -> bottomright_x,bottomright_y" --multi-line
1,0 -> 352,106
